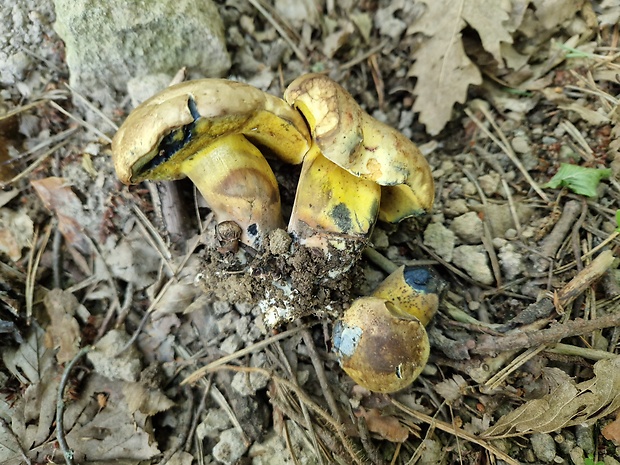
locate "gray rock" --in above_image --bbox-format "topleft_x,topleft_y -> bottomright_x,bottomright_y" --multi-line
575,424 -> 595,455
423,222 -> 456,262
196,409 -> 231,440
126,73 -> 172,107
478,173 -> 500,196
511,135 -> 531,154
450,212 -> 483,244
87,330 -> 142,382
452,245 -> 494,285
213,428 -> 249,464
530,432 -> 556,463
498,242 -> 525,280
53,0 -> 230,110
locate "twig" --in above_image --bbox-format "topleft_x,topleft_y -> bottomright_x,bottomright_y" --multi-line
500,249 -> 616,330
390,399 -> 520,465
158,385 -> 194,465
535,200 -> 582,272
184,380 -> 212,452
545,342 -> 618,361
473,310 -> 620,355
300,327 -> 342,424
246,0 -> 306,61
56,346 -> 91,465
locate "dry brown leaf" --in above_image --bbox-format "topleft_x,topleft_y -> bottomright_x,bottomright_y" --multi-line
122,381 -> 175,415
532,0 -> 584,29
602,411 -> 620,445
0,208 -> 33,261
31,177 -> 91,254
462,0 -> 513,64
355,407 -> 409,443
483,357 -> 620,438
43,289 -> 81,364
407,0 -> 483,135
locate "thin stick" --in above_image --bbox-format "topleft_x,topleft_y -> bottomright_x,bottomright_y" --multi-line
56,346 -> 91,465
473,310 -> 620,355
181,326 -> 305,385
390,399 -> 520,465
301,327 -> 342,424
246,0 -> 306,61
465,107 -> 549,202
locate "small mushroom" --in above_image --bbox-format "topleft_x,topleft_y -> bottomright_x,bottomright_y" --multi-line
333,266 -> 446,393
112,79 -> 311,248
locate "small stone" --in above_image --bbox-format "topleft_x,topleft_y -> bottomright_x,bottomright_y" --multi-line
568,447 -> 585,465
504,228 -> 518,240
450,212 -> 483,244
268,228 -> 292,255
531,432 -> 556,463
196,409 -> 231,440
212,428 -> 248,464
452,246 -> 494,285
575,424 -> 595,455
220,334 -> 242,355
478,173 -> 500,196
423,223 -> 456,262
463,181 -> 477,196
444,199 -> 469,217
511,135 -> 531,154
498,243 -> 525,280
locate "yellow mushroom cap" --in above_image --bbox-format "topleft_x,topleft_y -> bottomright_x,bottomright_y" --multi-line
112,79 -> 311,184
372,265 -> 446,326
333,296 -> 430,393
284,73 -> 435,220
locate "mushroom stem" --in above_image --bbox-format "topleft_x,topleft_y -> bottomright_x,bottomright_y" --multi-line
181,133 -> 284,249
288,144 -> 381,254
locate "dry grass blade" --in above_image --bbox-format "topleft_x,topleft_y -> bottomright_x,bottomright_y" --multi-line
180,327 -> 305,385
465,106 -> 549,203
390,399 -> 520,465
245,0 -> 306,62
48,101 -> 112,143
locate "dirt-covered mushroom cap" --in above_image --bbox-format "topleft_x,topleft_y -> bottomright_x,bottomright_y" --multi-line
333,296 -> 430,393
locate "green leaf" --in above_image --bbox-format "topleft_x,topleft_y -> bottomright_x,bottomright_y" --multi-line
543,163 -> 611,197
616,210 -> 620,232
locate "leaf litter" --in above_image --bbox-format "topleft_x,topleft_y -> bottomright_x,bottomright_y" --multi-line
2,0 -> 620,464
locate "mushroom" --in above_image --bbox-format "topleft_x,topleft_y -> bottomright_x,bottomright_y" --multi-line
332,266 -> 446,393
284,73 -> 435,237
112,79 -> 311,248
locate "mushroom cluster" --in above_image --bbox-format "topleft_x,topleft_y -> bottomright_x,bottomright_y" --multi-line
112,74 -> 437,329
333,265 -> 446,393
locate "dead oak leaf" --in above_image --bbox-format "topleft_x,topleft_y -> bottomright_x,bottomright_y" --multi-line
43,289 -> 82,364
355,407 -> 409,443
407,0 -> 483,135
482,357 -> 620,438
